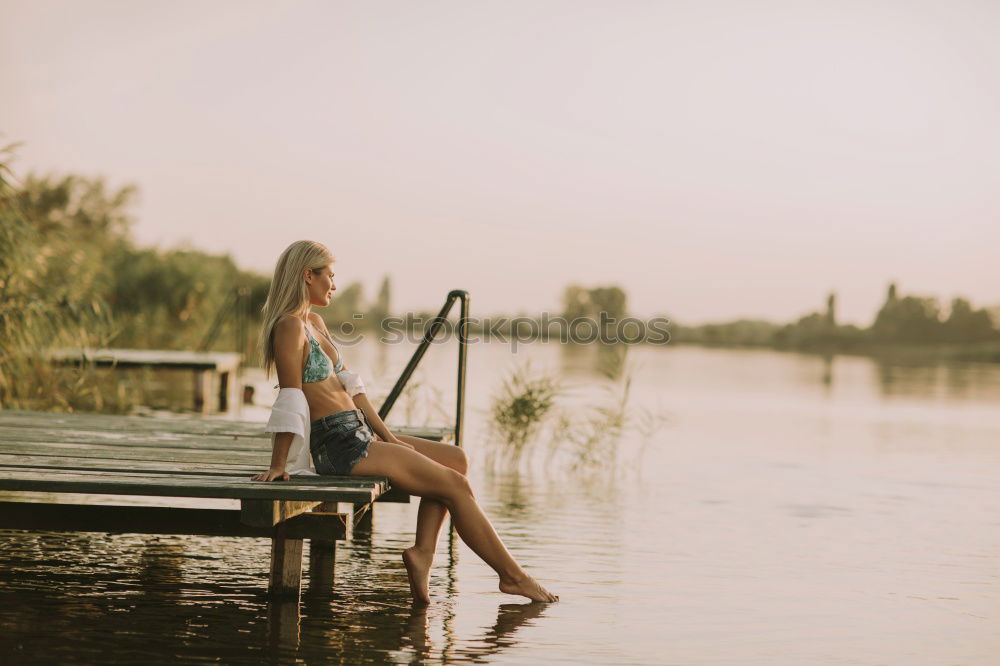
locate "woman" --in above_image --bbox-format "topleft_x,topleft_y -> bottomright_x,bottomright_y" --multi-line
251,240 -> 558,604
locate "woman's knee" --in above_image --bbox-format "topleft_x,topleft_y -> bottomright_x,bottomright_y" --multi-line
441,468 -> 473,503
452,447 -> 469,476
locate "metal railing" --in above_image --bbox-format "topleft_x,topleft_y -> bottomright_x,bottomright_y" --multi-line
377,290 -> 470,448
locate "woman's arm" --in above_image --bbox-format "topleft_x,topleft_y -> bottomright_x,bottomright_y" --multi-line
352,392 -> 412,447
252,432 -> 293,481
252,316 -> 306,481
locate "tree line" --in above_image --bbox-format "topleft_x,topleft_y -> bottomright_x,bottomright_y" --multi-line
671,285 -> 1000,357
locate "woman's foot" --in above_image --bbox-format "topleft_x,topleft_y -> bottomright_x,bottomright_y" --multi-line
499,574 -> 559,602
402,546 -> 434,604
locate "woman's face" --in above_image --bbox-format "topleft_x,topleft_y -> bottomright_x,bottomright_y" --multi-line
305,264 -> 336,307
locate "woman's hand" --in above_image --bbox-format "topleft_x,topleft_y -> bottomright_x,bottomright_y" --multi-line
251,467 -> 290,482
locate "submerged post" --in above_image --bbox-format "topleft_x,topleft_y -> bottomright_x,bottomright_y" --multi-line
269,522 -> 304,598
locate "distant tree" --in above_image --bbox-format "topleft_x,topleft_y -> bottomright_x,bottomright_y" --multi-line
368,275 -> 391,328
16,174 -> 137,307
558,283 -> 628,342
560,284 -> 627,320
871,293 -> 944,344
771,291 -> 864,350
560,285 -> 591,321
589,286 -> 628,321
943,298 -> 997,343
106,246 -> 256,348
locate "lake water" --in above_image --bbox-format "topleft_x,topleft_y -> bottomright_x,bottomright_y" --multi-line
2,341 -> 999,664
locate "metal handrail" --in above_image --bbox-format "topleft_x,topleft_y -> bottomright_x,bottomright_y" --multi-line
377,290 -> 470,448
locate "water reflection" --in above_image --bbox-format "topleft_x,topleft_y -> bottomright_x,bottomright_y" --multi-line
558,341 -> 629,380
483,471 -> 545,524
595,344 -> 628,380
400,602 -> 549,664
821,354 -> 833,391
872,356 -> 1000,402
267,600 -> 300,652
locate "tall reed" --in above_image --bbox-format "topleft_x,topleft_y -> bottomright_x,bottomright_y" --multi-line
488,349 -> 670,474
488,362 -> 561,467
0,148 -> 131,411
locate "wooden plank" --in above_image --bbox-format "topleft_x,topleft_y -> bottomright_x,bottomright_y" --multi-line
0,466 -> 387,489
376,487 -> 412,503
0,410 -> 453,442
0,453 -> 393,483
0,411 -> 269,437
285,511 -> 348,544
0,427 -> 273,450
0,501 -> 347,542
0,470 -> 383,502
0,442 -> 274,465
0,453 -> 269,475
241,499 -> 323,528
0,423 -> 451,448
48,348 -> 241,372
0,465 -> 389,493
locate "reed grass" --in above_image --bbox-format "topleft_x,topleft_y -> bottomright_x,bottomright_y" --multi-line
488,350 -> 670,474
487,362 -> 561,466
0,147 -> 136,412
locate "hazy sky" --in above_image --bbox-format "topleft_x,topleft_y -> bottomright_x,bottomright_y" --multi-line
3,0 -> 998,324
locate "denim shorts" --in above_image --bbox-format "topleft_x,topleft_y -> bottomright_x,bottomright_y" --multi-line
310,409 -> 375,476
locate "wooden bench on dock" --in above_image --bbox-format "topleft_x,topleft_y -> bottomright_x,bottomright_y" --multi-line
0,409 -> 453,599
48,348 -> 243,414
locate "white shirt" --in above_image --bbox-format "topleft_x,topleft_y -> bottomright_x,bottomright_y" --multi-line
263,387 -> 319,476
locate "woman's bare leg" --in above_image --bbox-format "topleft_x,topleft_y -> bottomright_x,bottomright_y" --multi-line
403,435 -> 468,552
351,440 -> 558,603
395,436 -> 469,602
404,498 -> 447,602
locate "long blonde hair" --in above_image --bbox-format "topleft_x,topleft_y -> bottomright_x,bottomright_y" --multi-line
258,240 -> 335,377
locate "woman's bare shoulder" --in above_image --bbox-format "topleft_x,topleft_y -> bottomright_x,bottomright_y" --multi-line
307,311 -> 335,334
274,315 -> 306,345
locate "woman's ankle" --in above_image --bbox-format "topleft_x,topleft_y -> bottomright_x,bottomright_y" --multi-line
408,544 -> 435,556
498,567 -> 529,585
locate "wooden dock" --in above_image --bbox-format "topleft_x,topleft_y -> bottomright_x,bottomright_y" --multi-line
48,348 -> 243,413
0,409 -> 453,601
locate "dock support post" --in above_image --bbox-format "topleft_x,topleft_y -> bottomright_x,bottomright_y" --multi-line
192,370 -> 212,414
218,370 -> 230,413
307,502 -> 338,591
268,522 -> 303,598
308,540 -> 337,590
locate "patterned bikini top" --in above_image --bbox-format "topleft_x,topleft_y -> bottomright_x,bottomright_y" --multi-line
303,325 -> 343,383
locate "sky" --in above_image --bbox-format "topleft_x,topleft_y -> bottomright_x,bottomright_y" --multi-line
2,0 -> 998,325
